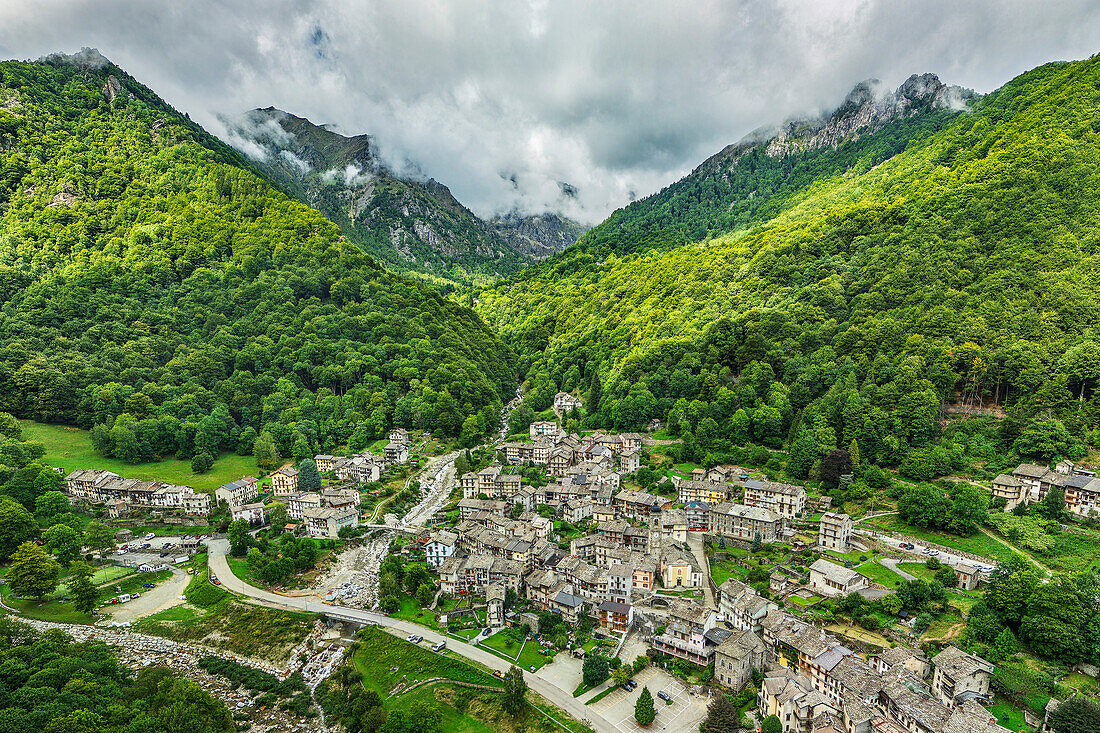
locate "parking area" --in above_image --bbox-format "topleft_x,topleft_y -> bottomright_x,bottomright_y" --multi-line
113,533 -> 205,569
590,666 -> 707,733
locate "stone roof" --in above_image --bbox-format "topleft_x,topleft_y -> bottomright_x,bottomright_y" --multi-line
932,646 -> 993,681
810,558 -> 865,585
712,502 -> 779,523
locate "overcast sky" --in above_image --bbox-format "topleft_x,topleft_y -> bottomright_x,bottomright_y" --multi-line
2,1 -> 1099,224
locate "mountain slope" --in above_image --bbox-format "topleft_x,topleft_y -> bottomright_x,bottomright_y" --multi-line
229,108 -> 585,285
0,51 -> 513,466
477,60 -> 1100,475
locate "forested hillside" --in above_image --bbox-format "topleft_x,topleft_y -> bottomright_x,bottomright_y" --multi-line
478,58 -> 1100,480
0,52 -> 513,468
0,617 -> 234,732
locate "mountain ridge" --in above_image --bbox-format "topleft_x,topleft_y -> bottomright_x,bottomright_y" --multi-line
476,57 -> 1100,478
0,51 -> 514,465
228,107 -> 587,286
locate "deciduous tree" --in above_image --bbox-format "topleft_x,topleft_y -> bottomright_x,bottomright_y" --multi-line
8,540 -> 59,600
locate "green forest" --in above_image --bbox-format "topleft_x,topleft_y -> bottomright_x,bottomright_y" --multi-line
477,57 -> 1100,481
0,617 -> 234,732
0,57 -> 514,474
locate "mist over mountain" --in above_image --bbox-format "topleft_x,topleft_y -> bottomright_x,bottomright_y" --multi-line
227,107 -> 586,286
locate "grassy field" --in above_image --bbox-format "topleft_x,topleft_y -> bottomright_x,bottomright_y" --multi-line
353,625 -> 503,696
391,594 -> 440,628
898,562 -> 939,581
225,556 -> 267,590
854,560 -> 905,589
1036,531 -> 1100,574
22,420 -> 257,491
388,685 -> 496,733
786,593 -> 821,607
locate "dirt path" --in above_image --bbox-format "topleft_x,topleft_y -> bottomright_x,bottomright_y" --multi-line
976,526 -> 1050,574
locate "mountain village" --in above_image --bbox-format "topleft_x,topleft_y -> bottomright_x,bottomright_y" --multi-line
44,392 -> 1095,733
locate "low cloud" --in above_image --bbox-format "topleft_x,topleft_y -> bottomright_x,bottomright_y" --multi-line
320,163 -> 373,188
2,2 -> 1099,224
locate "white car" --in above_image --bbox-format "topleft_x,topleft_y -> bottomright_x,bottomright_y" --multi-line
144,532 -> 156,540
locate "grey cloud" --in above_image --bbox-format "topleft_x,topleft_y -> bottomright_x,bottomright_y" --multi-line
1,1 -> 1099,224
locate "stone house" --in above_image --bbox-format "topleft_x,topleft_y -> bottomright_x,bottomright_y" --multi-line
808,559 -> 869,597
817,512 -> 853,553
715,629 -> 767,691
709,502 -> 782,543
214,477 -> 259,508
931,646 -> 994,706
743,479 -> 807,519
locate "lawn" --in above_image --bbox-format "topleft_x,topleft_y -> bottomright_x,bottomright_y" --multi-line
865,515 -> 1016,564
23,420 -> 257,491
898,562 -> 939,581
709,559 -> 750,588
478,631 -> 553,670
854,560 -> 905,589
786,593 -> 821,607
0,584 -> 96,624
824,549 -> 871,563
987,700 -> 1030,732
480,629 -> 525,658
392,594 -> 439,628
352,625 -> 503,697
225,556 -> 267,590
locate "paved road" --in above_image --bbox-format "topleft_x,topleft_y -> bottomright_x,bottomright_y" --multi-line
686,533 -> 715,610
878,558 -> 916,582
206,539 -> 616,733
854,529 -> 997,573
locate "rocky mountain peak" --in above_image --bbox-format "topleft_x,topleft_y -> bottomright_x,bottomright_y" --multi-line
764,73 -> 977,157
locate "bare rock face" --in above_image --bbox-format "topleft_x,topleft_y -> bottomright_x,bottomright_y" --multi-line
48,182 -> 78,208
491,212 -> 589,260
764,73 -> 977,157
102,75 -> 123,103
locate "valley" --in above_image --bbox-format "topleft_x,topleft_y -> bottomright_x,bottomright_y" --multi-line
0,32 -> 1098,733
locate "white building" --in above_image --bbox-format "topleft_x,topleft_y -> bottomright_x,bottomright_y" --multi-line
231,502 -> 266,525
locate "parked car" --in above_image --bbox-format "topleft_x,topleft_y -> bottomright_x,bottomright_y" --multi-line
432,641 -> 446,652
116,549 -> 127,555
657,691 -> 671,702
623,679 -> 637,691
186,568 -> 195,575
161,542 -> 172,549
143,582 -> 155,588
407,634 -> 418,642
211,576 -> 221,585
144,533 -> 156,540
929,550 -> 940,556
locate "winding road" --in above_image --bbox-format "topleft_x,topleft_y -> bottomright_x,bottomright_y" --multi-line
206,538 -> 614,733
